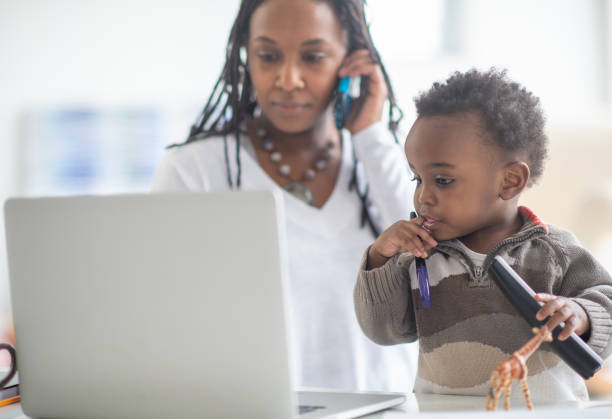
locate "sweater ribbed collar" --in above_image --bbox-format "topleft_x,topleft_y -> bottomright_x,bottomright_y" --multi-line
433,206 -> 548,286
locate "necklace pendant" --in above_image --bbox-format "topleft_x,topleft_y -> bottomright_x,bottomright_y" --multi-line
279,164 -> 291,177
304,169 -> 315,181
270,151 -> 282,163
283,181 -> 315,206
263,140 -> 274,151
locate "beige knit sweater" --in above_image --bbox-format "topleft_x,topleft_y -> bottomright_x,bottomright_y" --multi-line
354,207 -> 612,401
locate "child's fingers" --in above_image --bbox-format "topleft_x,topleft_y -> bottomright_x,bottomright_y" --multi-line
417,228 -> 438,248
535,294 -> 564,320
397,230 -> 428,258
393,221 -> 436,258
373,219 -> 438,259
535,292 -> 555,302
410,226 -> 438,254
557,314 -> 579,340
409,217 -> 438,247
544,305 -> 573,335
535,294 -> 590,339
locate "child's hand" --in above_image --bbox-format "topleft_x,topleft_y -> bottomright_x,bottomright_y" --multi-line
367,216 -> 438,270
535,293 -> 590,340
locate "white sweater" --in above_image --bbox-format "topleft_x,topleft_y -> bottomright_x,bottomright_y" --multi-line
151,122 -> 418,391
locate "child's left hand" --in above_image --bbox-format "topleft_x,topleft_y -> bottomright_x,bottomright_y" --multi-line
535,293 -> 590,340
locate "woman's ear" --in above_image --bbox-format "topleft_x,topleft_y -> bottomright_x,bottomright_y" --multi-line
499,161 -> 530,200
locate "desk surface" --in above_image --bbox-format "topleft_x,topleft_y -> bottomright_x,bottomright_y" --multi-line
2,393 -> 612,418
368,393 -> 612,418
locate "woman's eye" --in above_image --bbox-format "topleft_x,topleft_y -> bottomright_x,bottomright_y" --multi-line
411,176 -> 422,185
257,52 -> 279,62
303,53 -> 325,63
435,177 -> 454,186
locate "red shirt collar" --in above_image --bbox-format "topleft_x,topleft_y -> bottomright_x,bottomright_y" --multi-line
518,206 -> 546,231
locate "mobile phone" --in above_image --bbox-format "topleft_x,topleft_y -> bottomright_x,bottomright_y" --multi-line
335,76 -> 361,129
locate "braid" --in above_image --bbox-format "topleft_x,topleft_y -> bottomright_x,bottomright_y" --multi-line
168,0 -> 263,188
169,0 -> 403,238
330,0 -> 403,142
222,136 -> 233,188
330,0 -> 401,237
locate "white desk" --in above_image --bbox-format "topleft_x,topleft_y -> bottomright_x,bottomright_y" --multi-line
2,393 -> 612,418
366,393 -> 612,418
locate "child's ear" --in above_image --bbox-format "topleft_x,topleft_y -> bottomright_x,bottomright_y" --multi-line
499,161 -> 530,200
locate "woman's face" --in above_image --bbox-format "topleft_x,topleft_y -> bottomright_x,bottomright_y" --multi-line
248,0 -> 348,133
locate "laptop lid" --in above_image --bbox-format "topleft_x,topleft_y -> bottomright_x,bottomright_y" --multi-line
5,191 -> 297,419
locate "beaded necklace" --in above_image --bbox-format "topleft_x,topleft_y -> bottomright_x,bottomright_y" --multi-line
255,126 -> 336,206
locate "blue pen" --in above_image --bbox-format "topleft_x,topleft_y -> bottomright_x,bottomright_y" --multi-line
410,211 -> 431,308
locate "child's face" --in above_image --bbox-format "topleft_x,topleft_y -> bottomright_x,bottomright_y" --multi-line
404,112 -> 510,244
247,0 -> 348,134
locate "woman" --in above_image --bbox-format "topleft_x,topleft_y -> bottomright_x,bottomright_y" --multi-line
152,0 -> 416,391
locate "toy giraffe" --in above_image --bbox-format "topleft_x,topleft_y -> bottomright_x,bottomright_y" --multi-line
486,326 -> 553,411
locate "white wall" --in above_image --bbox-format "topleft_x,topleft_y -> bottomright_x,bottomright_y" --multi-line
369,0 -> 611,124
0,0 -> 241,327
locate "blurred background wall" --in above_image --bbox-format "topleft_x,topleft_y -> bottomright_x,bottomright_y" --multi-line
0,0 -> 611,342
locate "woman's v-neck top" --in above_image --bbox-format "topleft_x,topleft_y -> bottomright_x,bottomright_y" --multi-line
151,122 -> 418,391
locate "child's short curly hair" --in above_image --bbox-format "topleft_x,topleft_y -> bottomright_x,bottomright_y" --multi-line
414,68 -> 548,185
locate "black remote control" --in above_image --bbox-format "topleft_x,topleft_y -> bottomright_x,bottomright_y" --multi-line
489,255 -> 603,379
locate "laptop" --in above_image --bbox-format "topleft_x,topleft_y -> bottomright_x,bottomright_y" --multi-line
4,191 -> 405,419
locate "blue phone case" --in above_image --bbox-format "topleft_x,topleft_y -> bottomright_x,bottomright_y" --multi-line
338,76 -> 351,94
335,77 -> 352,129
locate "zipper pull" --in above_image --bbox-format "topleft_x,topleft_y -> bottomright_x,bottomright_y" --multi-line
474,265 -> 484,280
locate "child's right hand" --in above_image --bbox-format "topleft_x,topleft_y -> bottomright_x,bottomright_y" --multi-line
367,216 -> 438,270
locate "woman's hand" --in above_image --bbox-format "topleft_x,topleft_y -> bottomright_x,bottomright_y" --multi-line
338,49 -> 388,135
535,293 -> 591,340
367,216 -> 438,270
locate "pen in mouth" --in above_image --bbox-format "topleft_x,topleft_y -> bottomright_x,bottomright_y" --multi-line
411,211 -> 435,232
422,218 -> 436,232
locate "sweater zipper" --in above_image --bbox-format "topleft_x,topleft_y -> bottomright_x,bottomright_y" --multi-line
435,226 -> 547,286
480,227 -> 547,276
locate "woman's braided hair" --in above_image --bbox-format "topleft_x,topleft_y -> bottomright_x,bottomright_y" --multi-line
171,0 -> 404,237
